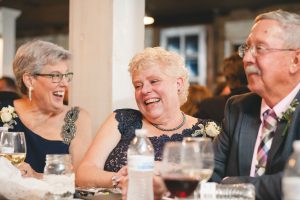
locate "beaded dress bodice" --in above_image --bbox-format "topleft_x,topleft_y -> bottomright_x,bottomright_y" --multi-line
104,108 -> 209,172
0,100 -> 79,173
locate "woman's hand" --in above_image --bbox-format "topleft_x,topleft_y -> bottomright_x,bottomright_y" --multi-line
17,162 -> 42,179
114,166 -> 128,189
153,175 -> 167,200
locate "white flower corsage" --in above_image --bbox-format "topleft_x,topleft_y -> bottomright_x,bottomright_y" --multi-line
0,106 -> 18,129
192,121 -> 221,138
279,99 -> 299,136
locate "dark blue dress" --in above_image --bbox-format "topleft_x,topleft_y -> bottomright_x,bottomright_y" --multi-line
104,108 -> 211,172
0,100 -> 79,173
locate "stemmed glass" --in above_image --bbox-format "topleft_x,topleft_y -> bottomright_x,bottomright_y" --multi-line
0,132 -> 26,165
161,141 -> 208,199
183,137 -> 214,199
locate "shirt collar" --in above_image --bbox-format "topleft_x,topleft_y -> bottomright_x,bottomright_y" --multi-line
260,83 -> 300,120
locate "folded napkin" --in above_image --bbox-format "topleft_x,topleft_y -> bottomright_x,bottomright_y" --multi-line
0,157 -> 50,200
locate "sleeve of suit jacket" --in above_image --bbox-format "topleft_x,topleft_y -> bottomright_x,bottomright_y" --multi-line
211,93 -> 282,200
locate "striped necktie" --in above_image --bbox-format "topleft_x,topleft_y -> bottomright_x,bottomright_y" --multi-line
255,109 -> 277,176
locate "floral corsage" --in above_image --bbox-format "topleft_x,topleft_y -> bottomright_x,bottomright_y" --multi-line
192,121 -> 221,138
279,99 -> 299,136
0,106 -> 18,129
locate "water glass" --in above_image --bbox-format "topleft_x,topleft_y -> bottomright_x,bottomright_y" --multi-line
182,137 -> 214,182
43,154 -> 75,200
0,127 -> 8,136
183,137 -> 214,199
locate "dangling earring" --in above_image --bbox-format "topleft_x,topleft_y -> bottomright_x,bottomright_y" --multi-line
29,86 -> 33,101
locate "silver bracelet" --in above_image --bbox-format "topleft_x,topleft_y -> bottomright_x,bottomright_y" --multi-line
111,175 -> 121,189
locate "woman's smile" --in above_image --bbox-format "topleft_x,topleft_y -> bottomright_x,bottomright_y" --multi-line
144,98 -> 160,105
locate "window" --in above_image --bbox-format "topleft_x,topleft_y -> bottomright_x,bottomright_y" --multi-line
160,25 -> 207,85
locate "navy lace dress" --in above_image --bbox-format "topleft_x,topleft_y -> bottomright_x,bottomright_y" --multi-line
0,100 -> 79,173
104,108 -> 211,172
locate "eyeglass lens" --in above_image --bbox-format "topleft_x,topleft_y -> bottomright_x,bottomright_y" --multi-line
53,73 -> 73,83
238,44 -> 247,58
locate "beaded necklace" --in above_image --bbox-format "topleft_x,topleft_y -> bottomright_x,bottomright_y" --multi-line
151,112 -> 186,131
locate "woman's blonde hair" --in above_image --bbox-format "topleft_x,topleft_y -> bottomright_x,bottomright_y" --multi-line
128,47 -> 190,105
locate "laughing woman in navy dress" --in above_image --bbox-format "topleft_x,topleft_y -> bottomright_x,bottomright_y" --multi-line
76,47 -> 218,195
0,40 -> 93,178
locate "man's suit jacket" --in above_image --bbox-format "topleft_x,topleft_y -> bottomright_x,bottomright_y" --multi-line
212,91 -> 300,200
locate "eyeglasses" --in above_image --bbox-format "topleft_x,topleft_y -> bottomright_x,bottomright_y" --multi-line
238,43 -> 298,58
34,72 -> 74,83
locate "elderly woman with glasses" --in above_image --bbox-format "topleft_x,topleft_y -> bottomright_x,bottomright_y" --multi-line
0,40 -> 93,178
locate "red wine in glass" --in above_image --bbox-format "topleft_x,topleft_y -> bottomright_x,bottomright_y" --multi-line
163,176 -> 199,198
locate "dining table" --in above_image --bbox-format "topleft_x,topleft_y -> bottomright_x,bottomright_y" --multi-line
74,187 -> 122,200
91,193 -> 121,200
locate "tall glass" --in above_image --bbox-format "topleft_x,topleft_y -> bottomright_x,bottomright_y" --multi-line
183,137 -> 214,199
0,127 -> 8,137
161,141 -> 204,199
0,131 -> 26,165
0,127 -> 9,147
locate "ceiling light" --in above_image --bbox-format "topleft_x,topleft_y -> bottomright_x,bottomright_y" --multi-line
144,16 -> 154,25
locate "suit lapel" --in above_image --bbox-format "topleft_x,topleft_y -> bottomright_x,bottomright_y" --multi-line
238,95 -> 261,175
238,114 -> 261,175
268,90 -> 300,167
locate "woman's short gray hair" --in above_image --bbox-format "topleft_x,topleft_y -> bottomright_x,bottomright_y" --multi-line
13,40 -> 71,95
128,47 -> 190,105
255,9 -> 300,48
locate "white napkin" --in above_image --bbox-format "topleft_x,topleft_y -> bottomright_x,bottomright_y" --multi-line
0,157 -> 50,200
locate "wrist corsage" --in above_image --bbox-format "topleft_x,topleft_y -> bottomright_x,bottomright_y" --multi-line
279,99 -> 299,136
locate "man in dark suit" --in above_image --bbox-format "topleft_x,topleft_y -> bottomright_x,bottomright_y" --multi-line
212,10 -> 300,200
195,53 -> 249,123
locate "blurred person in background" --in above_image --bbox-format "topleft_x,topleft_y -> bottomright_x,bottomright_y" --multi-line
0,40 -> 93,178
0,76 -> 21,101
215,81 -> 231,96
195,53 -> 249,123
180,84 -> 212,116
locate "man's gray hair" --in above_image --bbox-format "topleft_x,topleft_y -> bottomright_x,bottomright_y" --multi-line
255,10 -> 300,48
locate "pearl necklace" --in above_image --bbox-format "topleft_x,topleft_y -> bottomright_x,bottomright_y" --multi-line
151,112 -> 186,132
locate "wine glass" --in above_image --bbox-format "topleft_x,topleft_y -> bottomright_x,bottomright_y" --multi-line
161,141 -> 205,199
183,137 -> 214,199
0,132 -> 26,165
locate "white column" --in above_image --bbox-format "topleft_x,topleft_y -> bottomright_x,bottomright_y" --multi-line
0,7 -> 21,77
69,0 -> 144,133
